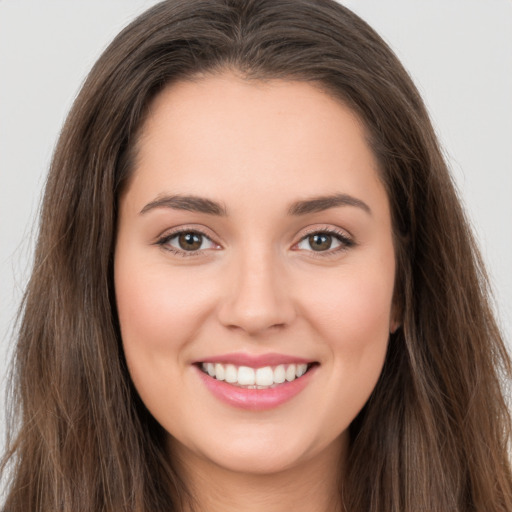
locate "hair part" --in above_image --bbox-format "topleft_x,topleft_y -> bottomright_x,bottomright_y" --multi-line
2,1 -> 511,510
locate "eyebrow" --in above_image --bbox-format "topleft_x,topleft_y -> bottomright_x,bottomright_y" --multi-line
139,192 -> 371,217
288,193 -> 372,216
140,194 -> 227,216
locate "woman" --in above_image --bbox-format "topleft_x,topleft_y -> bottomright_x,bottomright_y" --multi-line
2,0 -> 511,510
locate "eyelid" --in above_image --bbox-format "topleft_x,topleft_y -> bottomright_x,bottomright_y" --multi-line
292,225 -> 355,254
297,224 -> 353,239
154,225 -> 222,256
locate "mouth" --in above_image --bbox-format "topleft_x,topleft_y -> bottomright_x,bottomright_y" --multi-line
194,353 -> 319,410
197,362 -> 317,389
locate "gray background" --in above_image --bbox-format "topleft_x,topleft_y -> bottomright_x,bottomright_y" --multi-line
1,0 -> 511,469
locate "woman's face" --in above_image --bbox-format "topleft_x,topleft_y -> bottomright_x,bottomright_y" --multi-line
114,73 -> 397,476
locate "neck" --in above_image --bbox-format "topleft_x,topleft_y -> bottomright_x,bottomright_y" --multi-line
170,435 -> 347,512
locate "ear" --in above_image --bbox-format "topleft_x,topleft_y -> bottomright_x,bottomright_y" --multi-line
389,303 -> 401,334
389,319 -> 400,334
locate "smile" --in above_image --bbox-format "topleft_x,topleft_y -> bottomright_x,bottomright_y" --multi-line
200,362 -> 312,388
195,357 -> 318,410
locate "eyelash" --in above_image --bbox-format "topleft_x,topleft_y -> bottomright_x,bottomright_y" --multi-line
294,227 -> 355,257
155,227 -> 355,257
155,228 -> 217,257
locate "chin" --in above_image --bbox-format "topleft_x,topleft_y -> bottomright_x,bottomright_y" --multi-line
202,444 -> 312,476
168,424 -> 346,477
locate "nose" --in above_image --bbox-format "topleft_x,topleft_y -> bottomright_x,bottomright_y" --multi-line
217,248 -> 296,335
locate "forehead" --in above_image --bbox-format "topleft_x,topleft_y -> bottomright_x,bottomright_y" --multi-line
125,73 -> 387,216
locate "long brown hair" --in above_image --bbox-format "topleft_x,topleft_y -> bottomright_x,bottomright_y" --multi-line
2,1 -> 511,510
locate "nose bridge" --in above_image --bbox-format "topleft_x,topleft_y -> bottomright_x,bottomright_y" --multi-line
217,240 -> 295,334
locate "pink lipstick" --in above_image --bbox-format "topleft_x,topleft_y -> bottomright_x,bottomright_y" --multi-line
193,353 -> 318,410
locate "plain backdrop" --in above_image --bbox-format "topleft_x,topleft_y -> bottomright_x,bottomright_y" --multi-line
1,0 -> 511,461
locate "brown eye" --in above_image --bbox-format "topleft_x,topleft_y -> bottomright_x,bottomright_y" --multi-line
158,229 -> 218,255
308,234 -> 333,251
178,232 -> 203,251
295,231 -> 350,254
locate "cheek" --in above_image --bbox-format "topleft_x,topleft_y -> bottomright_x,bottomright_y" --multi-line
297,266 -> 394,435
298,259 -> 394,400
115,261 -> 213,351
113,257 -> 215,400
304,267 -> 394,345
114,258 -> 220,432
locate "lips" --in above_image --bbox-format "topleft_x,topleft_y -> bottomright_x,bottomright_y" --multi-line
200,362 -> 311,388
199,352 -> 312,367
194,353 -> 318,410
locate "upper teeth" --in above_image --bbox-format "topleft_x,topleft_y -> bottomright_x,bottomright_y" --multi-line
201,362 -> 309,387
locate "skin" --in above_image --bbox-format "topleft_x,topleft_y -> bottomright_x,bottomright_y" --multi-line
114,72 -> 397,512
